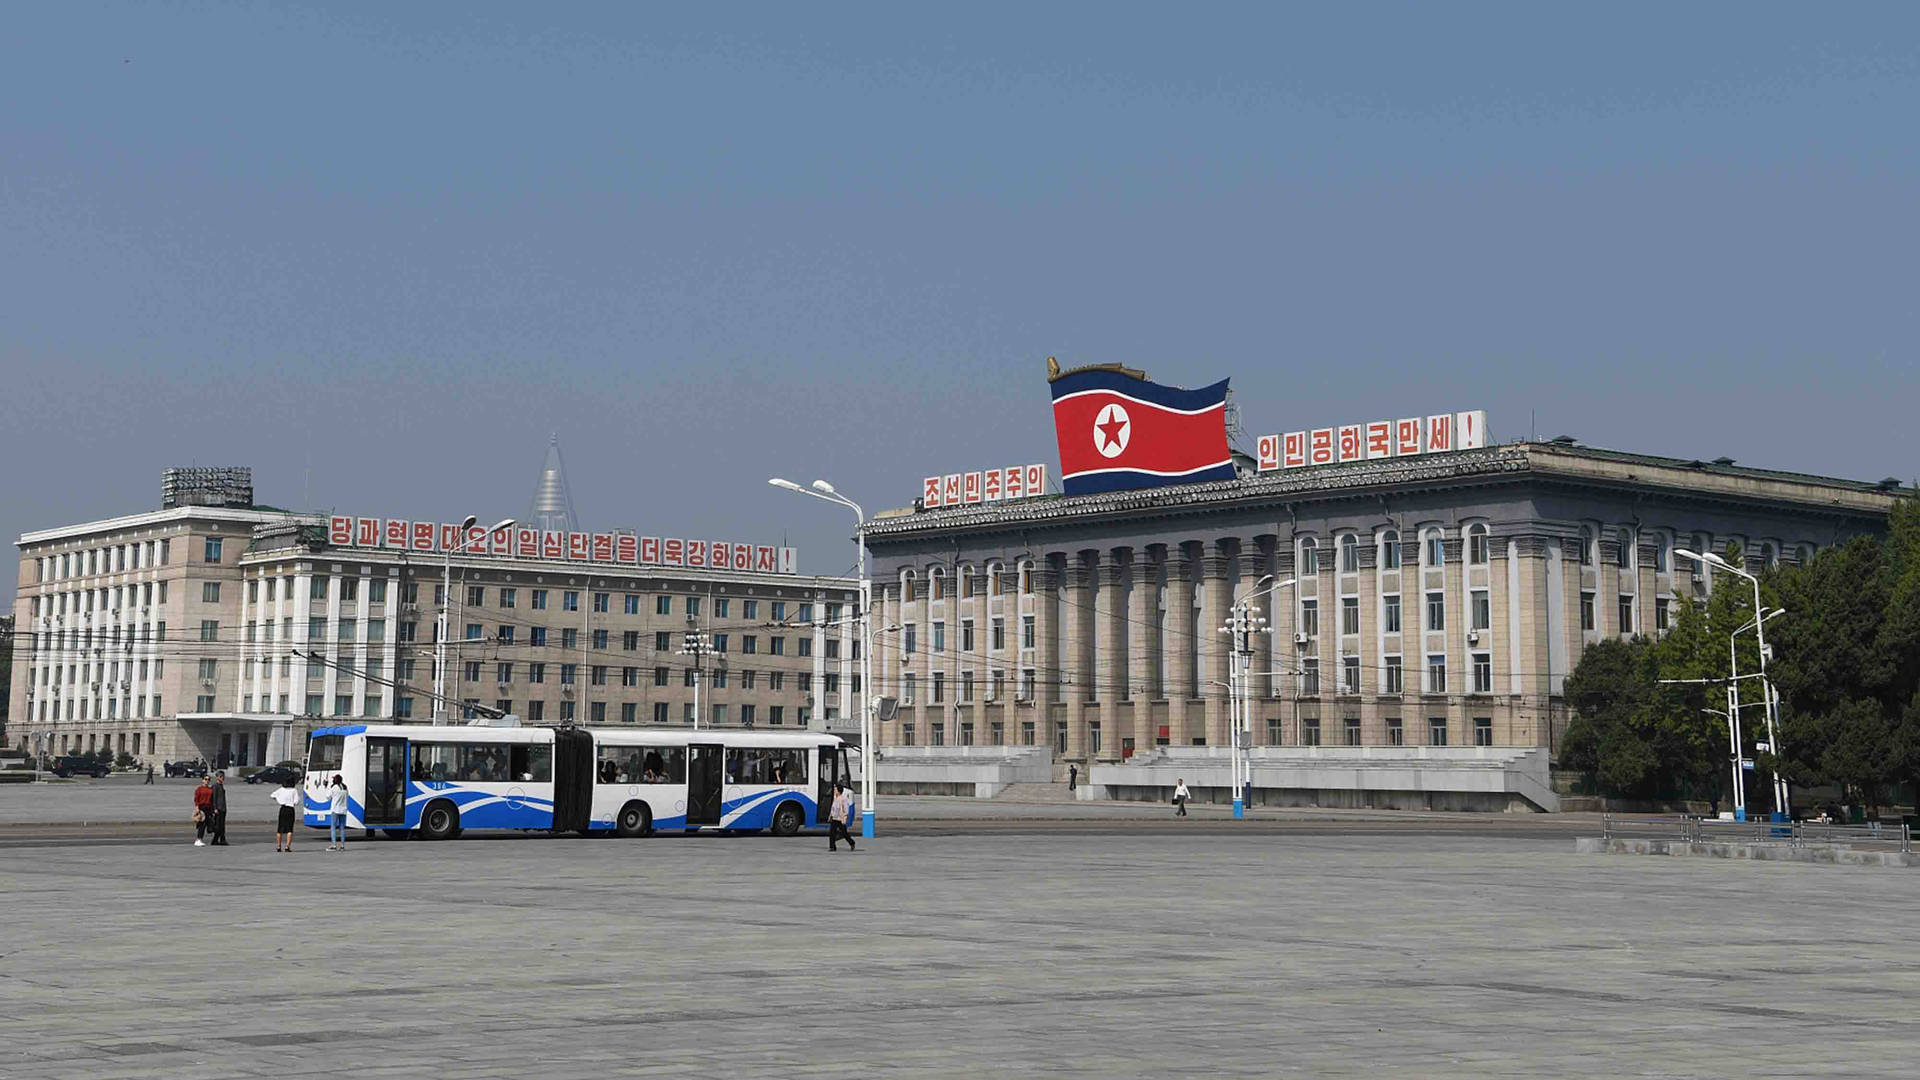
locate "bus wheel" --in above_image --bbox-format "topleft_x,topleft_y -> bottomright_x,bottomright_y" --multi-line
616,802 -> 651,838
420,800 -> 460,841
771,802 -> 805,837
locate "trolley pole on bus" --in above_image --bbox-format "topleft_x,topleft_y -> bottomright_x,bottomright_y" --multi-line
769,477 -> 876,839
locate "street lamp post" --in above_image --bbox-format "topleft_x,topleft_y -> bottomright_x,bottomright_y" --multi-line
1221,574 -> 1295,819
435,515 -> 515,725
770,478 -> 876,839
1677,549 -> 1790,820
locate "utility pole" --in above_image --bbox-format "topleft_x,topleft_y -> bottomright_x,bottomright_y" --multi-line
680,625 -> 712,729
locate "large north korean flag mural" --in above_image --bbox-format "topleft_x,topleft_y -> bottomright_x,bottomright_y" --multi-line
1049,366 -> 1237,496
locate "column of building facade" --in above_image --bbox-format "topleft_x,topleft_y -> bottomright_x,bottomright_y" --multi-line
1266,543 -> 1296,744
1509,536 -> 1553,748
1199,543 -> 1234,747
1126,546 -> 1158,746
1560,538 -> 1587,680
1351,539 -> 1379,743
379,572 -> 399,717
1441,534 -> 1467,744
967,571 -> 990,741
1595,536 -> 1621,639
1637,540 -> 1660,638
1164,547 -> 1197,745
1062,552 -> 1095,760
1311,537 -> 1338,744
1485,536 -> 1515,743
1098,551 -> 1128,759
321,572 -> 344,717
1030,560 -> 1060,718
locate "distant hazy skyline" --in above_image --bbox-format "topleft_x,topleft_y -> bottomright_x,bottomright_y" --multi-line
4,2 -> 1916,603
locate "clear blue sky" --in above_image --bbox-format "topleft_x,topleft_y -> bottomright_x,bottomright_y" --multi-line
4,2 -> 1916,601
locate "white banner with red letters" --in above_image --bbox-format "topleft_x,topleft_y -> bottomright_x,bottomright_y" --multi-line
921,463 -> 1048,509
325,516 -> 797,575
1256,410 -> 1487,472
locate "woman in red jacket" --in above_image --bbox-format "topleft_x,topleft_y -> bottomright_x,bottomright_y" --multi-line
192,777 -> 215,847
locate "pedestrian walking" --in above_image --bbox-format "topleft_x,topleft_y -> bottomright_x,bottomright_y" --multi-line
1068,764 -> 1078,792
325,774 -> 350,850
192,776 -> 214,845
1173,778 -> 1191,817
209,771 -> 230,845
144,764 -> 155,785
827,782 -> 857,852
270,776 -> 302,852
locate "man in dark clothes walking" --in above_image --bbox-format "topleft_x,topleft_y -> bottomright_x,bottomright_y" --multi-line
209,771 -> 230,845
1068,764 -> 1078,792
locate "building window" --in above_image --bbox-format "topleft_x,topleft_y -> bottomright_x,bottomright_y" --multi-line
1386,717 -> 1403,745
1473,716 -> 1493,746
653,702 -> 669,724
1467,525 -> 1488,565
1425,532 -> 1444,566
1426,654 -> 1447,693
1385,655 -> 1403,694
654,666 -> 669,686
1340,534 -> 1358,573
562,591 -> 579,612
1300,599 -> 1319,638
1580,592 -> 1595,632
930,722 -> 944,746
1380,530 -> 1401,570
901,723 -> 916,747
621,702 -> 637,723
991,618 -> 1005,651
1302,717 -> 1321,746
529,589 -> 546,610
655,631 -> 670,651
562,628 -> 577,649
204,537 -> 223,563
961,619 -> 974,652
1383,594 -> 1401,634
200,620 -> 219,642
932,621 -> 946,653
1343,716 -> 1361,745
1425,591 -> 1445,632
1054,722 -> 1068,754
932,672 -> 945,703
1341,596 -> 1359,636
591,592 -> 608,613
904,625 -> 917,654
1299,538 -> 1318,575
1471,590 -> 1490,631
1430,718 -> 1448,746
902,673 -> 916,704
1022,615 -> 1035,649
202,582 -> 220,603
1020,721 -> 1035,746
593,629 -> 609,650
497,662 -> 514,683
1471,653 -> 1491,693
1300,658 -> 1319,695
1655,597 -> 1671,632
1579,526 -> 1596,566
467,586 -> 485,608
1341,656 -> 1360,694
1617,529 -> 1634,570
529,662 -> 546,684
623,630 -> 639,651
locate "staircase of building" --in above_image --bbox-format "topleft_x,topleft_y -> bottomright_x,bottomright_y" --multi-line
992,782 -> 1080,804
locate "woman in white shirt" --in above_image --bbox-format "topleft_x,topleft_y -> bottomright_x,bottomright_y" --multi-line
325,775 -> 350,850
270,776 -> 302,852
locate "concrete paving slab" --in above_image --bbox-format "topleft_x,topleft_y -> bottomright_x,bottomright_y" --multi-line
5,827 -> 1915,1078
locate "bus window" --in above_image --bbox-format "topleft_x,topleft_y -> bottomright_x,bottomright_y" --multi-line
763,748 -> 807,785
415,743 -> 453,781
597,745 -> 685,784
308,735 -> 344,773
508,744 -> 552,782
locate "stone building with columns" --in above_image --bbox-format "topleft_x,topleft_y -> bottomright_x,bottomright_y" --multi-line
860,440 -> 1905,778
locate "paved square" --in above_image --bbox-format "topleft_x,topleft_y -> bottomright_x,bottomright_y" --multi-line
5,828 -> 1914,1078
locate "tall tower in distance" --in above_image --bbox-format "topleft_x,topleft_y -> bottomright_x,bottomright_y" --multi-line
530,434 -> 580,535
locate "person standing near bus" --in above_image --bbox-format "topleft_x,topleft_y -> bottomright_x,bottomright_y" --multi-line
270,775 -> 302,852
208,771 -> 230,846
192,776 -> 215,846
828,783 -> 857,852
325,774 -> 350,850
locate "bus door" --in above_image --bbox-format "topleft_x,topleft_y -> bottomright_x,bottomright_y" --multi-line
815,746 -> 836,826
364,737 -> 407,826
551,728 -> 594,833
687,743 -> 723,826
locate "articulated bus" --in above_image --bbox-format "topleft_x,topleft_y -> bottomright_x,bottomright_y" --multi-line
303,724 -> 852,840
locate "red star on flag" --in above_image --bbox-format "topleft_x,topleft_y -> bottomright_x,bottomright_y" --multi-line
1097,411 -> 1128,451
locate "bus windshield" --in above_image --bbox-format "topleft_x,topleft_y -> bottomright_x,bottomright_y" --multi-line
309,735 -> 344,773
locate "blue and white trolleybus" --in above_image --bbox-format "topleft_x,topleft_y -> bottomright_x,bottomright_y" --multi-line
303,724 -> 851,839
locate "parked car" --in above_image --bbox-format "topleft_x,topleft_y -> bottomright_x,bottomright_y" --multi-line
50,755 -> 111,779
164,760 -> 208,778
244,765 -> 304,786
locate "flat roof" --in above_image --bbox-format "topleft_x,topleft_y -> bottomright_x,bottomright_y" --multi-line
19,506 -> 296,547
864,440 -> 1909,540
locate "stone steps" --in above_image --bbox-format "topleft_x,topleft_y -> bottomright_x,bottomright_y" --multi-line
993,782 -> 1081,804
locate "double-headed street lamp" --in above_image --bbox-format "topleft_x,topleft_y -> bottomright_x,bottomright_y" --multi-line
434,515 -> 515,725
769,477 -> 876,840
1221,574 -> 1296,820
1675,548 -> 1789,819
